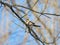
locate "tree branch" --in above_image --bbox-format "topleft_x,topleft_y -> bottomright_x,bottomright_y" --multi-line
0,1 -> 45,45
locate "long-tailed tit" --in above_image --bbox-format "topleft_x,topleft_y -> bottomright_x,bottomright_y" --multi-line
26,19 -> 40,27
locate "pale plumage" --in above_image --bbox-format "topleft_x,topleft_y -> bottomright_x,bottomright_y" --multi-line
26,19 -> 40,27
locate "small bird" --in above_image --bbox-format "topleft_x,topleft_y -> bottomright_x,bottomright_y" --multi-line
26,19 -> 40,27
28,21 -> 40,27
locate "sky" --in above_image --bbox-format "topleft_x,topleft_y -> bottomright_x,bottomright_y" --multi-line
0,0 -> 39,45
0,0 -> 60,45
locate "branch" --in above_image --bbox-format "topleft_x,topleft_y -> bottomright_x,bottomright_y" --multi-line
0,1 -> 57,45
12,4 -> 60,16
0,1 -> 45,45
1,1 -> 60,16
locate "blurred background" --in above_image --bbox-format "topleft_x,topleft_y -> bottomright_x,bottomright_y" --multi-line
0,0 -> 60,45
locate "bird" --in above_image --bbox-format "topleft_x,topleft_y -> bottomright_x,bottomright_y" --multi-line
26,19 -> 40,27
